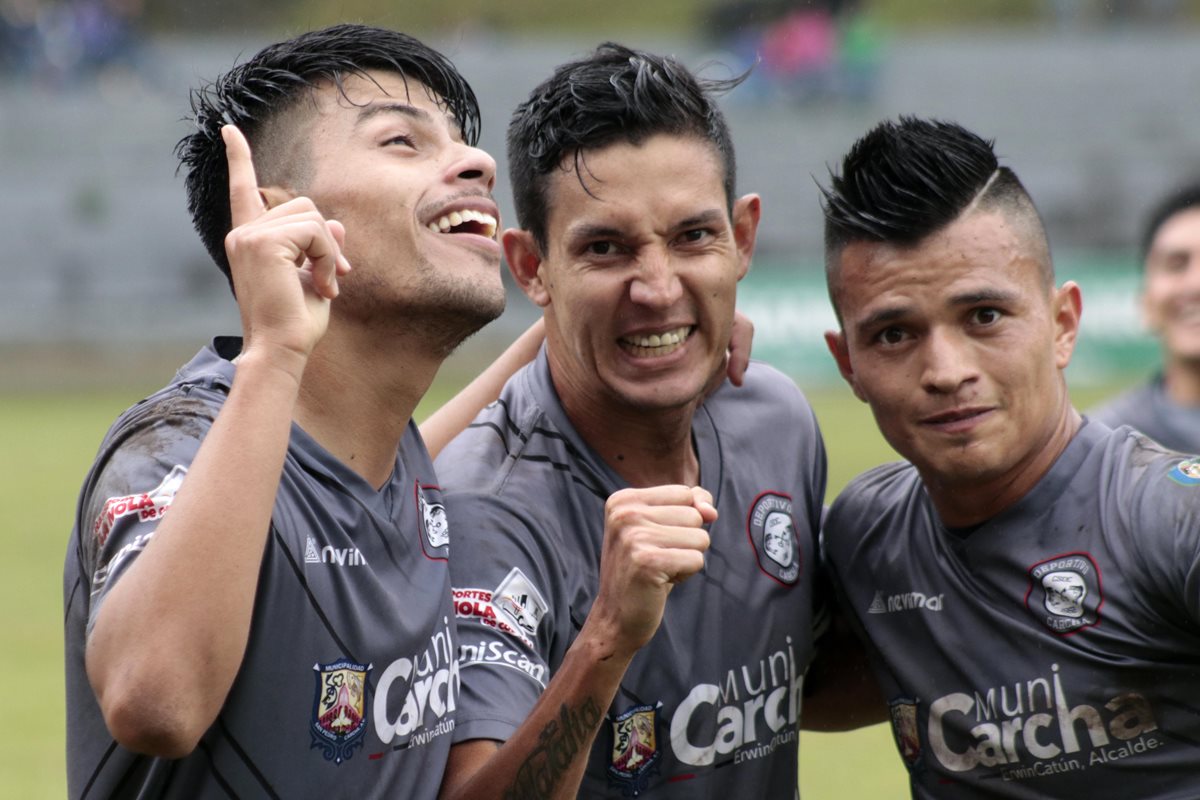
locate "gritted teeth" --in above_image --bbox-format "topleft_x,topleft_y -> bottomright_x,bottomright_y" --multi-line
625,325 -> 692,348
621,325 -> 694,357
426,209 -> 498,239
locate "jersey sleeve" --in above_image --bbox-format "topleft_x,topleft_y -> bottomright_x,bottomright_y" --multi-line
1122,449 -> 1200,627
445,491 -> 567,744
75,401 -> 213,636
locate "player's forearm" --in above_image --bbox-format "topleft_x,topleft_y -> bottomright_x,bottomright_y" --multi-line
86,349 -> 304,757
440,629 -> 630,800
420,318 -> 544,458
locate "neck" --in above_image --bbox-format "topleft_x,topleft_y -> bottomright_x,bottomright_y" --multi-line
554,378 -> 701,489
925,402 -> 1083,529
290,324 -> 443,489
1161,356 -> 1200,406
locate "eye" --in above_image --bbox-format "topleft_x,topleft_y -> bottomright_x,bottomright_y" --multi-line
678,228 -> 711,244
971,307 -> 1002,326
876,327 -> 908,346
586,241 -> 617,256
385,134 -> 415,147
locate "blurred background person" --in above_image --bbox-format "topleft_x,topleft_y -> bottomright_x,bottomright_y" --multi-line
1090,182 -> 1200,454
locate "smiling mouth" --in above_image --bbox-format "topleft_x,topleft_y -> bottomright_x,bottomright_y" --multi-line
426,209 -> 497,239
619,325 -> 694,358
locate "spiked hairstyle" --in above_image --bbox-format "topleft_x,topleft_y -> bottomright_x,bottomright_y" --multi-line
1140,181 -> 1200,265
821,116 -> 1051,306
175,23 -> 481,288
506,42 -> 746,252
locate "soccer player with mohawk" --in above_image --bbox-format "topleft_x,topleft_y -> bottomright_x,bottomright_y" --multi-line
821,116 -> 1200,798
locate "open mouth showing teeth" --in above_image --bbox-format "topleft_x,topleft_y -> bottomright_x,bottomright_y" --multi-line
621,325 -> 694,358
427,209 -> 498,239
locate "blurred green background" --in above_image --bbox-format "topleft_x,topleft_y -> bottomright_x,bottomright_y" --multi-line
1,0 -> 1191,796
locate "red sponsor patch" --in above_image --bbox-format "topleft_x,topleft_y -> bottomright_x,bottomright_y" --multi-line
93,466 -> 187,547
451,587 -> 532,645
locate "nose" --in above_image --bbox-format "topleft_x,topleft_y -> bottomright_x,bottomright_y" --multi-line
920,327 -> 979,395
629,248 -> 682,308
449,142 -> 496,192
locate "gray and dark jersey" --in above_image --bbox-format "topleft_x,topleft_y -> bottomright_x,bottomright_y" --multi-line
1089,374 -> 1200,454
824,420 -> 1200,799
436,350 -> 826,798
64,338 -> 458,800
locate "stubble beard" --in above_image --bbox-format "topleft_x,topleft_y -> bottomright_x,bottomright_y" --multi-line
338,254 -> 506,357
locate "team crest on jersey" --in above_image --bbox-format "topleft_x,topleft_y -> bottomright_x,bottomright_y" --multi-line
1168,457 -> 1200,486
1025,553 -> 1102,634
415,483 -> 450,558
92,465 -> 188,547
607,703 -> 662,796
310,659 -> 371,764
888,698 -> 922,768
746,491 -> 801,585
492,567 -> 549,639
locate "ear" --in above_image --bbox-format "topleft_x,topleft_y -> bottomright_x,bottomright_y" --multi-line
1051,281 -> 1083,370
258,185 -> 293,211
824,329 -> 867,402
731,194 -> 762,281
503,228 -> 551,307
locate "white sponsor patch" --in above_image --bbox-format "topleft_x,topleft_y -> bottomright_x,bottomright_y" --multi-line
492,567 -> 548,638
452,586 -> 533,646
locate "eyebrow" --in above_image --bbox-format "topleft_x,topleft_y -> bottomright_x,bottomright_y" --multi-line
354,102 -> 432,127
565,208 -> 727,243
853,288 -> 1019,339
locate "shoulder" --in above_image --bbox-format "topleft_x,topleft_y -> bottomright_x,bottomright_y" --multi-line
435,366 -> 548,494
1097,425 -> 1200,505
827,461 -> 921,526
1087,380 -> 1156,429
704,360 -> 819,432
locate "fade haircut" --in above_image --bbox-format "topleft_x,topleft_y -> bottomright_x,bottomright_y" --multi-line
507,42 -> 745,252
821,117 -> 1052,315
1141,181 -> 1200,265
175,23 -> 481,289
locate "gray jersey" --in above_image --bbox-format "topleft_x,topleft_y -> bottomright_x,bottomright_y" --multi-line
824,420 -> 1200,799
64,338 -> 458,800
1089,374 -> 1200,454
435,350 -> 826,798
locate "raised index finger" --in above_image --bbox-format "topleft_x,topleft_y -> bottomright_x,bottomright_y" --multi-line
221,125 -> 265,228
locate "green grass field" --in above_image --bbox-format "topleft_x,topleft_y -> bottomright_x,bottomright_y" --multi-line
0,371 -> 1120,797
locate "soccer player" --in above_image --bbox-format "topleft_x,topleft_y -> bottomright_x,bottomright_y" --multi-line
1089,182 -> 1200,452
433,44 -> 854,799
63,25 -> 504,797
820,116 -> 1200,797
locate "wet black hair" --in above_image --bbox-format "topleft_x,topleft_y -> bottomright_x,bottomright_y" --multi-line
507,42 -> 745,252
821,116 -> 1050,309
174,23 -> 481,288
